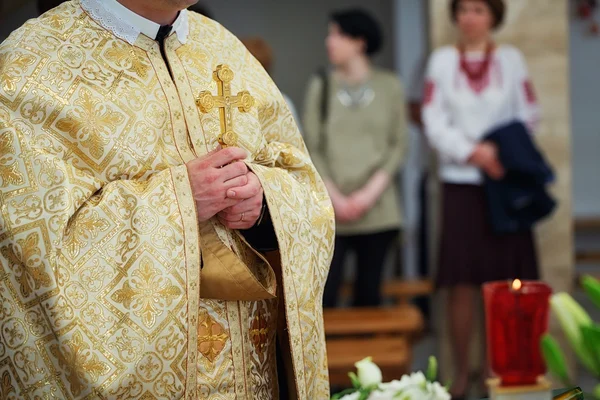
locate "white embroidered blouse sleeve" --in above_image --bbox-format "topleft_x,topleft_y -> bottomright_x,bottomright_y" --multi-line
510,47 -> 541,132
422,50 -> 476,163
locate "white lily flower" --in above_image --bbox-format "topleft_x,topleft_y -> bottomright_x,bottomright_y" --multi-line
355,357 -> 383,388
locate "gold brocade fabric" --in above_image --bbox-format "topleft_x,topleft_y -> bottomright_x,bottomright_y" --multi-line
0,2 -> 334,399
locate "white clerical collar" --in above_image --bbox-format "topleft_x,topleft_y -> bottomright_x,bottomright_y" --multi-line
80,0 -> 189,45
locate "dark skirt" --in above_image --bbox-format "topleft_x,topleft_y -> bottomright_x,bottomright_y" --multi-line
436,183 -> 539,287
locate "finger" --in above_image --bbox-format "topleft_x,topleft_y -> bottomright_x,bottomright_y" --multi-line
218,210 -> 260,224
218,161 -> 248,182
226,174 -> 262,200
223,174 -> 249,190
218,212 -> 241,223
207,147 -> 247,168
223,193 -> 262,215
217,216 -> 259,230
217,209 -> 256,222
211,198 -> 243,216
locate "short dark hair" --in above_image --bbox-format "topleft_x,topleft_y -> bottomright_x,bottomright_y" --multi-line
329,9 -> 383,56
450,0 -> 506,29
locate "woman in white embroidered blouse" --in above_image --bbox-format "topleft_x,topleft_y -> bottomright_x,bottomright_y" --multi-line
422,0 -> 541,398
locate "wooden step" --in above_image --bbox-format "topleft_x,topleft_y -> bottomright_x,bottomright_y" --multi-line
576,249 -> 600,264
575,217 -> 600,232
340,279 -> 434,302
324,304 -> 424,337
327,337 -> 410,386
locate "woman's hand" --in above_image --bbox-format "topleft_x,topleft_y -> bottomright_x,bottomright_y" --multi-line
469,142 -> 505,180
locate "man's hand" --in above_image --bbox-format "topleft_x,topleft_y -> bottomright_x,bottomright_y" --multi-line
217,171 -> 264,230
186,147 -> 249,222
469,142 -> 505,180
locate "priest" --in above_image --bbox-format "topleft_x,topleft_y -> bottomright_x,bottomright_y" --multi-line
0,0 -> 334,399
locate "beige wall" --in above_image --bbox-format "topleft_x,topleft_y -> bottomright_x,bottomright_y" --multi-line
428,0 -> 574,390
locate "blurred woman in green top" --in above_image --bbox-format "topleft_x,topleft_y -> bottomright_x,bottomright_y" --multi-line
303,8 -> 408,308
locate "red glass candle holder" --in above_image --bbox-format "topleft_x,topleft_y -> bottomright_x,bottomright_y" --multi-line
483,280 -> 552,386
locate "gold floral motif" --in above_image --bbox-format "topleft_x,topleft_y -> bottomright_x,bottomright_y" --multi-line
107,328 -> 144,363
25,308 -> 49,337
55,87 -> 125,159
104,187 -> 138,220
2,318 -> 28,349
153,372 -> 181,399
30,31 -> 62,53
144,101 -> 168,129
108,373 -> 143,399
46,295 -> 74,328
49,331 -> 111,397
69,28 -> 101,50
64,282 -> 88,308
34,157 -> 67,189
0,129 -> 25,187
148,186 -> 172,216
14,346 -> 45,383
20,90 -> 54,125
131,206 -> 158,235
104,41 -> 150,80
81,60 -> 113,88
176,45 -> 210,78
136,352 -> 163,382
111,229 -> 140,263
43,187 -> 71,214
63,208 -> 110,259
41,12 -> 71,31
9,195 -> 43,224
1,232 -> 52,298
111,257 -> 182,329
79,260 -> 114,293
40,61 -> 74,93
151,225 -> 182,257
80,303 -> 114,337
250,304 -> 269,355
58,45 -> 85,69
0,370 -> 15,399
0,287 -> 15,320
155,325 -> 184,361
0,51 -> 36,97
197,308 -> 228,363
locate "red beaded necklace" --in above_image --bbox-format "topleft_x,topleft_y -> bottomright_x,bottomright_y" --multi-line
458,42 -> 495,82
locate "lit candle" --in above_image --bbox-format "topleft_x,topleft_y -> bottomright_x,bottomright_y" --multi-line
483,280 -> 552,386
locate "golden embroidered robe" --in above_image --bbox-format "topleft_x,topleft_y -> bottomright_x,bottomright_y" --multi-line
0,2 -> 334,399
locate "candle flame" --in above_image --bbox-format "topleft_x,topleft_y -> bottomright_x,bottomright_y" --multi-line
512,279 -> 522,291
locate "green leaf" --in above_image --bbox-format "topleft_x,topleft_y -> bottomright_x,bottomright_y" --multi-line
331,388 -> 358,400
358,388 -> 374,400
540,334 -> 571,385
581,324 -> 600,377
593,383 -> 600,399
426,356 -> 438,382
581,275 -> 600,311
349,372 -> 361,389
444,379 -> 452,391
551,293 -> 597,373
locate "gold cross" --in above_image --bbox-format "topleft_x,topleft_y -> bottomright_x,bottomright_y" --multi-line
196,64 -> 255,147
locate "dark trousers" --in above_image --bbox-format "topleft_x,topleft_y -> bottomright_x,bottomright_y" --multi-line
323,230 -> 399,308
